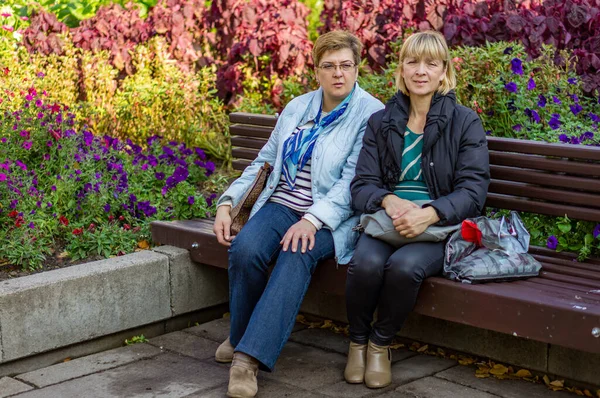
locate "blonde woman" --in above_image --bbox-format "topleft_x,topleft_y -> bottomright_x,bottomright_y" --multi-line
345,30 -> 490,388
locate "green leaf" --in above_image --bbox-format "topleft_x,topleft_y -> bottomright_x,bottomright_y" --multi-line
584,233 -> 594,246
557,223 -> 571,233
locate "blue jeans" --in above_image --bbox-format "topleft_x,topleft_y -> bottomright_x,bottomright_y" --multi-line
228,202 -> 335,371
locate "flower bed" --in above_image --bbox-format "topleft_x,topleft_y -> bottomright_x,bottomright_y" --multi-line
0,75 -> 219,270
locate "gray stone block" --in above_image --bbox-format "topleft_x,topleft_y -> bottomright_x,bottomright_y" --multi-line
391,353 -> 458,385
0,251 -> 171,362
183,316 -> 231,343
148,331 -> 219,361
320,380 -> 397,397
548,345 -> 600,388
0,376 -> 33,397
264,342 -> 346,391
436,365 -> 572,398
153,246 -> 229,315
289,327 -> 351,355
387,376 -> 498,398
399,313 -> 548,372
13,353 -> 228,398
196,379 -> 322,398
16,343 -> 162,388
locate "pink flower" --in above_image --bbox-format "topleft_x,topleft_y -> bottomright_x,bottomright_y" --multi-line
20,16 -> 28,21
2,25 -> 14,32
1,13 -> 12,18
22,141 -> 32,150
0,173 -> 6,182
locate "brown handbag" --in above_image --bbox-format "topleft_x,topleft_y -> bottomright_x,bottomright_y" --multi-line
230,162 -> 272,235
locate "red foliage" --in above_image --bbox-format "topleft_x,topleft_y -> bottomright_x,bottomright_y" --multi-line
71,3 -> 154,75
147,0 -> 214,69
205,0 -> 313,101
22,10 -> 68,55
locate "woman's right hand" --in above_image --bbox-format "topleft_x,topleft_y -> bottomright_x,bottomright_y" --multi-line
213,205 -> 233,247
381,194 -> 419,219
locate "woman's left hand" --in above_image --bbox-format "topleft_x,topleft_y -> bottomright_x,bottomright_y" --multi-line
281,219 -> 318,253
393,207 -> 440,238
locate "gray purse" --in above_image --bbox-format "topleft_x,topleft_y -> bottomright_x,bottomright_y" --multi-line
358,200 -> 460,248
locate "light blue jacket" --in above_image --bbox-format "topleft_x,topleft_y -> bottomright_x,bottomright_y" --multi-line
218,84 -> 384,263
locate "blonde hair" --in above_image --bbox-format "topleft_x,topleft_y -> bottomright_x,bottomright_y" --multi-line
313,30 -> 363,67
395,31 -> 456,96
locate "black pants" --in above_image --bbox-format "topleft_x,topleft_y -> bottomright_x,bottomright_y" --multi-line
346,233 -> 445,346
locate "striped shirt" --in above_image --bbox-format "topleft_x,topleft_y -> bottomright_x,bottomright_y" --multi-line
393,127 -> 431,201
269,120 -> 319,212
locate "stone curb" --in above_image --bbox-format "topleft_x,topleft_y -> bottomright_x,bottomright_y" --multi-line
0,246 -> 228,367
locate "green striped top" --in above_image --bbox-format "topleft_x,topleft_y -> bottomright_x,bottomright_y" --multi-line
393,127 -> 431,201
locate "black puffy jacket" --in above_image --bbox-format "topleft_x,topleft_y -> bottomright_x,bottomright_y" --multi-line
350,90 -> 490,226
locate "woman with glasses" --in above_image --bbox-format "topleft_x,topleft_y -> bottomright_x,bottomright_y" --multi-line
344,30 -> 490,388
212,30 -> 384,398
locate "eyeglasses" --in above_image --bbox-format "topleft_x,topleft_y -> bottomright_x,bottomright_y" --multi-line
318,62 -> 357,73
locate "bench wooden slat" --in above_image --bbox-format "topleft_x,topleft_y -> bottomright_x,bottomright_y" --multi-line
485,193 -> 600,222
487,137 -> 600,161
540,270 -> 600,289
533,254 -> 600,272
230,124 -> 274,139
490,165 -> 600,192
231,136 -> 268,150
233,159 -> 252,172
229,112 -> 277,127
523,277 -> 599,294
540,263 -> 600,282
489,151 -> 600,177
489,180 -> 600,209
232,147 -> 260,161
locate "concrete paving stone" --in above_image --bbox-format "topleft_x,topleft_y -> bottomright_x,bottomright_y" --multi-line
0,377 -> 33,397
319,380 -> 397,398
148,331 -> 219,361
15,343 -> 162,388
391,353 -> 458,385
436,365 -> 572,398
13,352 -> 228,398
263,342 -> 347,391
383,376 -> 499,398
191,379 -> 325,398
183,317 -> 231,343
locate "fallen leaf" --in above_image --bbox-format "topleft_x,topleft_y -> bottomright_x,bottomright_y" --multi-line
550,380 -> 564,388
320,319 -> 333,329
417,344 -> 429,353
458,357 -> 476,366
437,348 -> 445,356
543,375 -> 551,386
515,369 -> 532,378
57,251 -> 69,259
489,364 -> 509,376
295,314 -> 305,323
583,390 -> 593,397
475,373 -> 490,378
222,312 -> 230,319
137,240 -> 150,249
63,357 -> 71,362
390,343 -> 405,349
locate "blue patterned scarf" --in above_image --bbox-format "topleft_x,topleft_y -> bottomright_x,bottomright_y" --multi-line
281,88 -> 355,189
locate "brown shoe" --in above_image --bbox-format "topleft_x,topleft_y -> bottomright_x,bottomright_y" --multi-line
215,337 -> 234,363
344,342 -> 367,384
364,340 -> 392,388
227,352 -> 259,398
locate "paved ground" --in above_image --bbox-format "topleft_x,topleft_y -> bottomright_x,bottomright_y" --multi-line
2,317 -> 574,398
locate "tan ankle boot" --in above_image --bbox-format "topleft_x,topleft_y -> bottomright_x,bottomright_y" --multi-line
344,342 -> 367,384
364,340 -> 392,388
227,352 -> 259,398
215,337 -> 234,363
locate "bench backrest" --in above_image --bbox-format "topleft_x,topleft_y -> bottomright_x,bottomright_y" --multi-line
229,112 -> 600,223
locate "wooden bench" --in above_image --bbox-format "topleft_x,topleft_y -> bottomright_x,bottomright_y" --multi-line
151,112 -> 600,355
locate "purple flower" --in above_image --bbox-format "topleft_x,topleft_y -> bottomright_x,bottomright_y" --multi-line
549,114 -> 561,130
537,95 -> 546,108
22,141 -> 32,150
589,112 -> 600,123
570,104 -> 583,116
552,96 -> 561,104
505,82 -> 518,93
155,172 -> 165,180
547,235 -> 558,250
513,124 -> 522,132
581,131 -> 594,141
570,93 -> 579,103
51,185 -> 56,191
206,193 -> 217,207
28,222 -> 35,229
0,173 -> 6,182
594,224 -> 600,239
568,77 -> 577,84
527,78 -> 536,90
510,58 -> 523,75
503,47 -> 513,55
188,196 -> 195,205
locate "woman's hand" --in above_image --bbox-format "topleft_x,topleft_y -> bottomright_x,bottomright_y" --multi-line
213,205 -> 233,247
393,207 -> 440,238
281,219 -> 318,254
382,194 -> 419,219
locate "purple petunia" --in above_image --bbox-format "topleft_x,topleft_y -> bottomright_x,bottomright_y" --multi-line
188,196 -> 195,205
510,58 -> 523,75
552,96 -> 561,104
155,172 -> 165,180
513,124 -> 522,132
547,235 -> 558,250
581,131 -> 594,141
527,78 -> 536,90
589,112 -> 600,123
570,104 -> 583,116
0,173 -> 6,182
504,82 -> 518,93
558,133 -> 569,142
568,77 -> 577,85
594,224 -> 600,239
549,114 -> 561,130
537,95 -> 547,108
